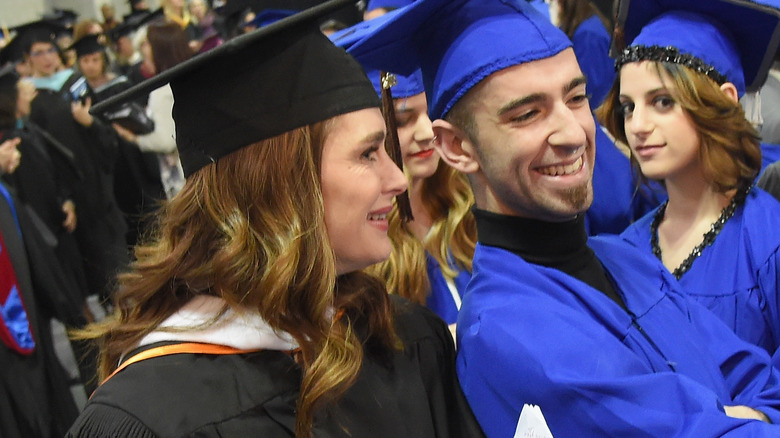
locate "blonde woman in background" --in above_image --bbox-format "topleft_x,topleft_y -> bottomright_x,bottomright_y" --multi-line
332,21 -> 476,334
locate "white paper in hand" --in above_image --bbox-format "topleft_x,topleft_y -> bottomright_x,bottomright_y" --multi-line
513,404 -> 554,438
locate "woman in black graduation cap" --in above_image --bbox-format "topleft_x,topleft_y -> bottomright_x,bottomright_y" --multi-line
67,1 -> 484,437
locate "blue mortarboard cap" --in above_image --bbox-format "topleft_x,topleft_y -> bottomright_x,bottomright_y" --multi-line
364,69 -> 425,98
330,12 -> 425,98
349,0 -> 572,120
617,0 -> 780,95
528,0 -> 551,21
366,0 -> 415,11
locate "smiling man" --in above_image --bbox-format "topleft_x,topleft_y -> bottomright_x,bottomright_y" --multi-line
349,0 -> 780,436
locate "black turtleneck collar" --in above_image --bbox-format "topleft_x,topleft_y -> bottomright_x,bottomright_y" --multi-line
473,208 -> 625,310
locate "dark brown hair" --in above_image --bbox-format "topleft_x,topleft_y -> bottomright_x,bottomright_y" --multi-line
147,21 -> 193,73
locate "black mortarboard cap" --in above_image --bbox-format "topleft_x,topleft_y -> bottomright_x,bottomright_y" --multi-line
92,0 -> 379,177
0,36 -> 24,65
68,34 -> 105,58
247,9 -> 297,28
127,0 -> 149,8
42,9 -> 79,30
0,63 -> 19,91
11,19 -> 67,52
122,7 -> 155,24
111,8 -> 164,41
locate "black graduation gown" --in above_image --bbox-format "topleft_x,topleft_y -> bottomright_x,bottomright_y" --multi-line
29,79 -> 129,301
66,297 -> 485,437
0,185 -> 79,438
89,77 -> 165,246
1,125 -> 89,302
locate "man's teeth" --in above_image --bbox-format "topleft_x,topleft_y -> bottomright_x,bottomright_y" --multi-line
368,213 -> 388,221
538,156 -> 583,176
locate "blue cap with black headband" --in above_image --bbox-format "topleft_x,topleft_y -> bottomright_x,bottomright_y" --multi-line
613,0 -> 780,98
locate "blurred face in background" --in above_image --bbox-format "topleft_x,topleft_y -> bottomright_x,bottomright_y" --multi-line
27,42 -> 61,77
78,52 -> 106,81
189,0 -> 208,21
395,92 -> 439,182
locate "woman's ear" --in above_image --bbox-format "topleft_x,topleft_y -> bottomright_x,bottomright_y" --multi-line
719,82 -> 740,104
431,119 -> 480,174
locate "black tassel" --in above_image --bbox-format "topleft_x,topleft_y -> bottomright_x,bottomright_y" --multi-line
380,71 -> 413,222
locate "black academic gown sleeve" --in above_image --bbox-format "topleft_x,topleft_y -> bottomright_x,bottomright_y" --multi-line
0,185 -> 79,438
17,203 -> 85,325
67,297 -> 485,437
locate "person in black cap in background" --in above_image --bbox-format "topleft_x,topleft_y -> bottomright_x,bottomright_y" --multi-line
21,22 -> 129,312
0,61 -> 89,322
124,0 -> 153,23
349,0 -> 780,435
66,0 -> 484,437
107,18 -> 143,77
70,35 -> 121,92
41,9 -> 80,68
70,33 -> 165,248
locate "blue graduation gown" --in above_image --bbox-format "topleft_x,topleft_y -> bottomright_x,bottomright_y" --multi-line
426,253 -> 471,325
761,143 -> 780,174
585,125 -> 664,236
621,187 -> 780,356
457,238 -> 780,437
571,15 -> 615,107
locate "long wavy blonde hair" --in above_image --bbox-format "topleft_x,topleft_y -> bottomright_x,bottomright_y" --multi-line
77,120 -> 397,437
367,162 -> 476,304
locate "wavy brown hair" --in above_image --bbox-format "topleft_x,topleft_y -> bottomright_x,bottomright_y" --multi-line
367,163 -> 476,304
597,61 -> 761,193
77,120 -> 397,437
